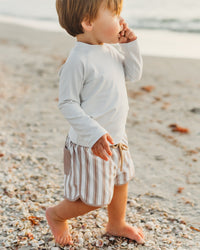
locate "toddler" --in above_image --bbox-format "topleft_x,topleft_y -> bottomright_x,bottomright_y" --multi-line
46,0 -> 144,246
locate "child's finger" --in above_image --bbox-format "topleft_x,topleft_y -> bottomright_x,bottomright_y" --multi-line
107,134 -> 114,145
120,30 -> 125,37
119,36 -> 127,43
93,144 -> 109,161
98,148 -> 109,161
93,149 -> 108,161
125,29 -> 131,38
129,32 -> 134,39
127,30 -> 137,41
102,142 -> 112,156
123,22 -> 128,31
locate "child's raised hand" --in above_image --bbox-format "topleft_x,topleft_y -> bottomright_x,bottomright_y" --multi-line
119,18 -> 137,43
91,133 -> 114,161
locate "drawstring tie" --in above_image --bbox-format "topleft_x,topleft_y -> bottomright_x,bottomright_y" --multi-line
111,143 -> 128,171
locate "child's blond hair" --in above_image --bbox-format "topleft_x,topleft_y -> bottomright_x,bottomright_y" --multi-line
56,0 -> 123,37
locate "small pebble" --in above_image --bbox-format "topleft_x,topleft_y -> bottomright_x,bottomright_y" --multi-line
109,237 -> 115,241
95,239 -> 104,247
190,107 -> 200,114
145,221 -> 155,230
154,155 -> 165,161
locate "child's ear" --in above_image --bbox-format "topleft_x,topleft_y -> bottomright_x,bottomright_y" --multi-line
81,18 -> 94,32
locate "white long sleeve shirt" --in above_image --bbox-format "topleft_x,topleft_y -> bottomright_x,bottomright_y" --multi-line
58,39 -> 143,148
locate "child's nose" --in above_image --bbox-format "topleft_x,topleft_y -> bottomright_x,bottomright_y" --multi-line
119,16 -> 124,31
119,16 -> 124,24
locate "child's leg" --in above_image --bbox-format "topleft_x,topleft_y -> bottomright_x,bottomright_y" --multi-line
46,199 -> 99,245
106,183 -> 145,244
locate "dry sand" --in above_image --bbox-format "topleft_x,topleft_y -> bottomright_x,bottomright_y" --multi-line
0,23 -> 200,249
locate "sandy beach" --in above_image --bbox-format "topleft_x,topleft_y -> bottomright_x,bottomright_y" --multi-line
0,22 -> 200,249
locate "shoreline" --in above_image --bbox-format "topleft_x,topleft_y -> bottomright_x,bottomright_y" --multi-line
0,21 -> 200,249
1,19 -> 200,59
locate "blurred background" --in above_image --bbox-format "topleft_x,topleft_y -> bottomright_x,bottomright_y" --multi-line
0,0 -> 200,58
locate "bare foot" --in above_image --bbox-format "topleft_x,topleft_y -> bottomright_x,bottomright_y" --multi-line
106,222 -> 145,244
45,207 -> 73,246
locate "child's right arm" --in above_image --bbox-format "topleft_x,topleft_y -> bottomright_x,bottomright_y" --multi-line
58,55 -> 113,157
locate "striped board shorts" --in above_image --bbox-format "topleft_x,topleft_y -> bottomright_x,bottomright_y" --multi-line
63,134 -> 135,207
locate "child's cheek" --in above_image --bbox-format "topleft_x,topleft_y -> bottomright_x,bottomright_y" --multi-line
105,24 -> 120,37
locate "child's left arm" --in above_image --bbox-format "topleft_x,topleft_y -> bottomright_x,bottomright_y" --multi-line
118,19 -> 143,82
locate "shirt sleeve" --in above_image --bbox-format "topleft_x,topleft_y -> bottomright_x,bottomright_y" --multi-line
118,39 -> 143,82
58,55 -> 107,148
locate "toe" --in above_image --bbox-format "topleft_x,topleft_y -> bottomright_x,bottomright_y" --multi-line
56,234 -> 65,245
135,234 -> 145,244
62,236 -> 69,245
55,235 -> 61,244
138,228 -> 144,238
59,236 -> 66,246
131,228 -> 145,244
58,235 -> 64,244
59,234 -> 73,246
67,235 -> 73,245
66,233 -> 73,244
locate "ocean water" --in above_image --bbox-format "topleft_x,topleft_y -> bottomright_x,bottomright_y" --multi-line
123,0 -> 200,33
0,0 -> 200,33
0,0 -> 200,58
